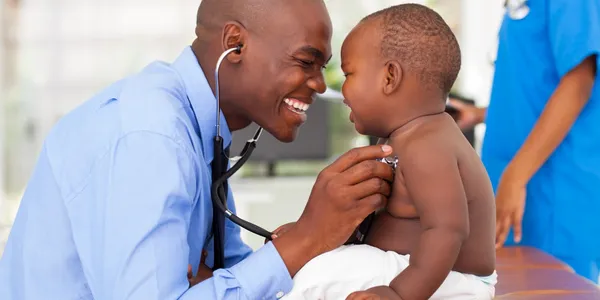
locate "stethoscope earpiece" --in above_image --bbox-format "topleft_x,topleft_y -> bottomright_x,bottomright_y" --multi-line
234,44 -> 242,54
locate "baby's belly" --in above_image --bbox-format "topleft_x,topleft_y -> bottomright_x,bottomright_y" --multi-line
365,211 -> 422,255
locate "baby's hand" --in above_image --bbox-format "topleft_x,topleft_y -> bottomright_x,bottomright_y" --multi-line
265,222 -> 296,244
346,286 -> 402,300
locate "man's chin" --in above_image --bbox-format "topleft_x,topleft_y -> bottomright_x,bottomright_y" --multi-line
266,122 -> 300,143
272,128 -> 298,143
257,117 -> 301,143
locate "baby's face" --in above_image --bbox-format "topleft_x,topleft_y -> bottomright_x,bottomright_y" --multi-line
340,22 -> 389,137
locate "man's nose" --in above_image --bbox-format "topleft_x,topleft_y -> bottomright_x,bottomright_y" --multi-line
307,72 -> 327,94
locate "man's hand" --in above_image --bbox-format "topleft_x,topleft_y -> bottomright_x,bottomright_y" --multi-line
447,99 -> 486,130
187,250 -> 213,287
346,286 -> 402,300
265,222 -> 295,244
272,145 -> 395,277
495,168 -> 527,248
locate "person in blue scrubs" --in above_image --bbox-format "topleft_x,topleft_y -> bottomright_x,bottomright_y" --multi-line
0,0 -> 396,299
450,0 -> 600,282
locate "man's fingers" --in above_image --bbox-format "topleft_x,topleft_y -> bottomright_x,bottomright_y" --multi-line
342,160 -> 395,186
328,145 -> 393,173
357,193 -> 388,217
349,177 -> 392,200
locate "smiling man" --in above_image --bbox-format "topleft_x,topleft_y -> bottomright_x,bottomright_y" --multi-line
0,0 -> 396,299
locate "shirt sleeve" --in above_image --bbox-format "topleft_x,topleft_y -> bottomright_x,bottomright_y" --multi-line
548,0 -> 600,77
88,131 -> 292,299
188,242 -> 293,299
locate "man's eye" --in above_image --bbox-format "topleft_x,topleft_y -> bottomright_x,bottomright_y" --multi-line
299,59 -> 314,66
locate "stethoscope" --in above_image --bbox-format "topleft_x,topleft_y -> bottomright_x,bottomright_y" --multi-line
485,0 -> 530,66
206,46 -> 400,270
209,45 -> 273,269
504,0 -> 529,20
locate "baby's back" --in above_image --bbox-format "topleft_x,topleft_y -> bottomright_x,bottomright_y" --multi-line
365,113 -> 496,276
450,118 -> 496,275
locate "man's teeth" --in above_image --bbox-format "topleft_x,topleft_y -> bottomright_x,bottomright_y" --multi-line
284,98 -> 310,113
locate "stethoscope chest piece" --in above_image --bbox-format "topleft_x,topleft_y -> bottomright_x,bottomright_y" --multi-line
375,138 -> 398,171
377,156 -> 398,171
505,0 -> 529,20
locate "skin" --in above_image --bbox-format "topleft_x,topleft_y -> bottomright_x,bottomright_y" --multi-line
188,250 -> 212,287
187,0 -> 396,285
340,20 -> 496,299
194,0 -> 332,142
446,99 -> 486,131
451,55 -> 597,248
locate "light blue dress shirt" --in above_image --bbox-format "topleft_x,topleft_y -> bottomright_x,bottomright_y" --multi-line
482,0 -> 600,281
0,46 -> 293,299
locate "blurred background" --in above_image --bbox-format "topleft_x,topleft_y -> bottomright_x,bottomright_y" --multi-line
0,0 -> 505,253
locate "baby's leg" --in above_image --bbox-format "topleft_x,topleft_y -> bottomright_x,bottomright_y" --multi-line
281,244 -> 407,300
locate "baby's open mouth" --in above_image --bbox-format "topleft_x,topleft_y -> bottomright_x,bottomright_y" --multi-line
284,98 -> 310,114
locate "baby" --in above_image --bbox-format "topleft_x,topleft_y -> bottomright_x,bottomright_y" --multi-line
276,4 -> 497,300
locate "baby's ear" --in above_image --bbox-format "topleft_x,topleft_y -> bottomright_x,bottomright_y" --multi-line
383,60 -> 402,95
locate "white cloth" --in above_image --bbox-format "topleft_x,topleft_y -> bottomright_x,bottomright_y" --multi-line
281,244 -> 496,300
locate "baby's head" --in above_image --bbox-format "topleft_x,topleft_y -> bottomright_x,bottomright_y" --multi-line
341,4 -> 461,137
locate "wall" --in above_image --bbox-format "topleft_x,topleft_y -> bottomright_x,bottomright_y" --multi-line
458,0 -> 505,151
0,0 -> 6,213
4,0 -> 199,194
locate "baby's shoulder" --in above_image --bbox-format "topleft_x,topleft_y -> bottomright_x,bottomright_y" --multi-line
391,126 -> 456,158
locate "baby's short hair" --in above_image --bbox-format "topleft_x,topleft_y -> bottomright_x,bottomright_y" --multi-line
363,4 -> 461,95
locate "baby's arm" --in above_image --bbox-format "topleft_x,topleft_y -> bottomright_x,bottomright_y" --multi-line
388,137 -> 469,300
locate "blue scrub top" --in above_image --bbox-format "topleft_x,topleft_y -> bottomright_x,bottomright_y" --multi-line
482,0 -> 600,261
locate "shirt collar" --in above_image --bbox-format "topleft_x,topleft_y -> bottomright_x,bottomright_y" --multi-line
171,46 -> 232,164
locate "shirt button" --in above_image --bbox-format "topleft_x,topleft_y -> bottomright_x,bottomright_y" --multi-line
276,291 -> 285,298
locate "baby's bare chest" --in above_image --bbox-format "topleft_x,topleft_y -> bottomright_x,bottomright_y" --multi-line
386,170 -> 419,218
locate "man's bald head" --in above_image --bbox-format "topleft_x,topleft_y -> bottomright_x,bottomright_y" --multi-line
196,0 -> 315,39
191,0 -> 332,143
196,0 -> 268,31
194,0 -> 331,56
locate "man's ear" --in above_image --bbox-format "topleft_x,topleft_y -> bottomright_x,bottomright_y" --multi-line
382,60 -> 402,95
221,21 -> 247,64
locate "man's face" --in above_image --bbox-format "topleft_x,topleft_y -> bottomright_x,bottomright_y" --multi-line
340,22 -> 387,137
238,1 -> 332,143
